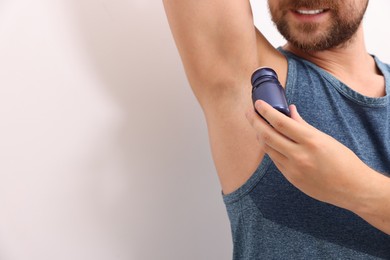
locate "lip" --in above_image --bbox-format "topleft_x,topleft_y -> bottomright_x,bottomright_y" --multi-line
290,9 -> 330,22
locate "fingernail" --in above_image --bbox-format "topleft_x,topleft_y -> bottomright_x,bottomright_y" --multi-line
255,100 -> 262,111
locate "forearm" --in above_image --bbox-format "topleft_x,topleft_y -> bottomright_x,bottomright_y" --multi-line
352,168 -> 390,235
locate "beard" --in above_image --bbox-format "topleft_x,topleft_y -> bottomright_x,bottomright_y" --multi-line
269,0 -> 369,52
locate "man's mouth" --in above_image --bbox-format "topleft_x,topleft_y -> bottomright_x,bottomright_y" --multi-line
295,9 -> 327,15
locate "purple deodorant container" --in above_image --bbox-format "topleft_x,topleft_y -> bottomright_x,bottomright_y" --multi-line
251,67 -> 291,117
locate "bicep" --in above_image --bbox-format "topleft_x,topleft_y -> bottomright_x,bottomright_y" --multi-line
163,0 -> 258,94
163,0 -> 286,101
163,0 -> 286,194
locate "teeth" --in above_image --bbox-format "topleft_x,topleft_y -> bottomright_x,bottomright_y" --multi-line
296,9 -> 324,15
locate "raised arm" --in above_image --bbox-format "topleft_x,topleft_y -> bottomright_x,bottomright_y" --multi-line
163,0 -> 286,102
163,0 -> 286,194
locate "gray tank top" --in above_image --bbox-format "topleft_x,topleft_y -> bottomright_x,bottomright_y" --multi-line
223,49 -> 390,259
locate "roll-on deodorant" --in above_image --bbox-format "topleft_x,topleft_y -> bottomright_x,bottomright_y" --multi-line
251,67 -> 290,117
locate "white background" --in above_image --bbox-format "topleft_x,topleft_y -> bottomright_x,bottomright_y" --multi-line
0,1 -> 389,259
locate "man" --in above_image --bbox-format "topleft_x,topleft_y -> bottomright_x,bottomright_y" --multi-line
163,0 -> 390,258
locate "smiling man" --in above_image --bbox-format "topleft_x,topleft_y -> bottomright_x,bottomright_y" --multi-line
163,0 -> 390,259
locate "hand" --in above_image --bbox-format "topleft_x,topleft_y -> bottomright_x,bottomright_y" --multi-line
245,100 -> 375,212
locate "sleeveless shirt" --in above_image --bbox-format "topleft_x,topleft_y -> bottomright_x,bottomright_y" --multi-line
223,49 -> 390,259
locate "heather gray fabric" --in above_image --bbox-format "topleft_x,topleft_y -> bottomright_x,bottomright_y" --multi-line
223,48 -> 390,260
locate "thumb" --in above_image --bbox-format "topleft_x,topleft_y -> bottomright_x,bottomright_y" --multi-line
289,104 -> 306,124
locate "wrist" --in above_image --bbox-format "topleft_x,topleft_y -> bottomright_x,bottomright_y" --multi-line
351,167 -> 390,218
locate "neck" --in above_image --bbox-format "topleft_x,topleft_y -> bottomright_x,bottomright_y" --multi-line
283,25 -> 379,80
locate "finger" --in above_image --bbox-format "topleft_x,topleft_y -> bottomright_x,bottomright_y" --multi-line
289,104 -> 311,127
264,145 -> 290,177
255,100 -> 311,143
289,104 -> 304,123
245,108 -> 272,136
246,108 -> 297,155
264,144 -> 288,164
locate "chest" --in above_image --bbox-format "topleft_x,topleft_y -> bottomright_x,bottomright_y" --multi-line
342,74 -> 385,98
291,78 -> 390,175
